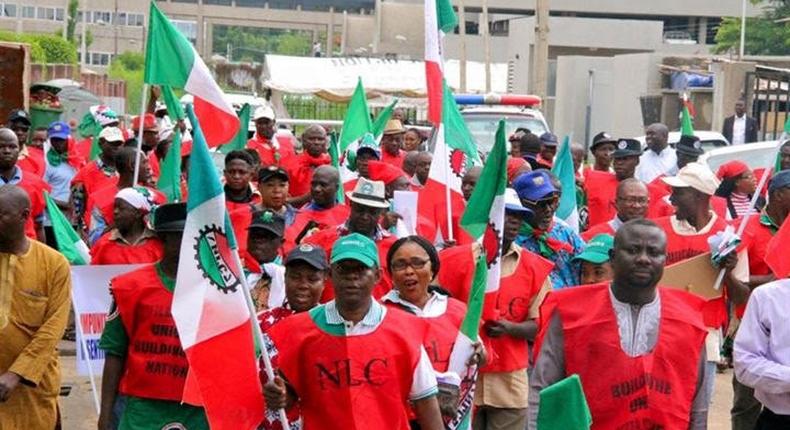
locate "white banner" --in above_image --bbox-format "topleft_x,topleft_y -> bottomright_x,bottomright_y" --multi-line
71,264 -> 143,376
393,190 -> 419,236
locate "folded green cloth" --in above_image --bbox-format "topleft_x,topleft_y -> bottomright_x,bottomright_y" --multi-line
537,374 -> 592,429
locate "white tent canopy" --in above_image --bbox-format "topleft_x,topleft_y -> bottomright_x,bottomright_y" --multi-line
262,54 -> 508,103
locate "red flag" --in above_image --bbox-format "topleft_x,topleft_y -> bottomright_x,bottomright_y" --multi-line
765,216 -> 790,278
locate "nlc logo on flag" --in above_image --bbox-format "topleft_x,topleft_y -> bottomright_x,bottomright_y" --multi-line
194,224 -> 243,294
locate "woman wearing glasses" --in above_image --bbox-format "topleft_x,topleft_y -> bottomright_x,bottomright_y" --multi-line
382,236 -> 480,428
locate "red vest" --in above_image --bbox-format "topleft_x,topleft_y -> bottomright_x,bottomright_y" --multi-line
72,160 -> 118,197
16,173 -> 50,239
481,251 -> 553,373
584,170 -> 618,227
111,265 -> 189,401
581,221 -> 616,242
303,228 -> 396,302
437,244 -> 476,303
90,233 -> 164,265
653,215 -> 731,328
269,306 -> 425,430
739,216 -> 775,317
544,285 -> 707,430
384,297 -> 466,373
284,204 -> 351,253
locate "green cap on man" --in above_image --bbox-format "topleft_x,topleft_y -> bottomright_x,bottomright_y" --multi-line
573,234 -> 614,264
331,233 -> 380,268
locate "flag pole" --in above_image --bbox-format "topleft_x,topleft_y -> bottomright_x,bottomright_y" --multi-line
712,135 -> 786,291
132,84 -> 150,186
230,250 -> 291,430
70,298 -> 101,414
439,124 -> 455,242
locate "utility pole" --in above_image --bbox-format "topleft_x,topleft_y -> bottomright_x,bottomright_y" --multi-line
80,0 -> 88,69
532,0 -> 549,100
482,0 -> 491,93
739,0 -> 747,59
458,0 -> 467,92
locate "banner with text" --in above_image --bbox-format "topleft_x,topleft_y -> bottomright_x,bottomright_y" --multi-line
72,264 -> 142,376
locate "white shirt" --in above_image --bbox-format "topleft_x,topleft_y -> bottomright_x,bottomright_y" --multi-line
636,146 -> 678,183
610,287 -> 661,357
734,279 -> 790,414
732,115 -> 747,145
381,290 -> 448,317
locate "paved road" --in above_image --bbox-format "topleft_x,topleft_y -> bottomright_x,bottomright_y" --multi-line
57,347 -> 738,429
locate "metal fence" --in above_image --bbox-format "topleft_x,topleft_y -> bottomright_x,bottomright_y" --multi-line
748,66 -> 790,141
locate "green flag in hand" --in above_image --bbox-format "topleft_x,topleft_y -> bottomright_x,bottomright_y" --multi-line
328,131 -> 345,204
161,85 -> 185,120
44,192 -> 90,265
157,128 -> 183,202
220,103 -> 251,154
537,374 -> 592,429
338,78 -> 373,153
372,99 -> 399,138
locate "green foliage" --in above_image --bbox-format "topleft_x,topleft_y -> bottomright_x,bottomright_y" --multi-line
213,26 -> 317,60
714,1 -> 790,55
66,0 -> 78,44
0,31 -> 77,63
109,52 -> 145,114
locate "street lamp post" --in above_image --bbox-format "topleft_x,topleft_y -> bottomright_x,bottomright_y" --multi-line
739,0 -> 747,60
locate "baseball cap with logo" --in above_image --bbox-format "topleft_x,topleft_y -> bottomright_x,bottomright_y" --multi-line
248,210 -> 285,237
504,188 -> 534,216
591,132 -> 617,150
258,165 -> 289,183
7,109 -> 31,126
47,121 -> 71,140
573,234 -> 614,264
346,177 -> 389,209
131,113 -> 159,132
540,132 -> 559,147
253,105 -> 276,121
99,126 -> 125,143
613,138 -> 643,158
661,162 -> 720,196
331,232 -> 380,268
285,244 -> 328,270
513,170 -> 557,202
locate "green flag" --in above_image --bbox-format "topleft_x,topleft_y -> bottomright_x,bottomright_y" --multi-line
160,85 -> 185,120
77,111 -> 103,161
537,375 -> 592,429
219,103 -> 251,154
338,78 -> 373,153
44,192 -> 90,265
371,99 -> 399,137
551,136 -> 580,232
680,98 -> 694,137
328,131 -> 345,204
157,128 -> 183,202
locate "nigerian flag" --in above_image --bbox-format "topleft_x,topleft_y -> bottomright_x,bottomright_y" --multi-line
338,77 -> 373,152
44,192 -> 89,265
551,136 -> 580,232
372,98 -> 399,137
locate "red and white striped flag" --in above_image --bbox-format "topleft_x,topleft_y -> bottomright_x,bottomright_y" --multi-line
425,0 -> 458,126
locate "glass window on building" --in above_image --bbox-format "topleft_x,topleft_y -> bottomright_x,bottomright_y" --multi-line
1,4 -> 17,17
172,19 -> 197,45
93,11 -> 111,24
235,0 -> 266,7
37,7 -> 55,20
21,5 -> 33,18
55,8 -> 65,21
204,0 -> 232,4
114,12 -> 126,25
90,52 -> 111,66
128,13 -> 144,26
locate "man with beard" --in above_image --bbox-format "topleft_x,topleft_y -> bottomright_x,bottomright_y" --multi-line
528,219 -> 710,429
636,123 -> 676,183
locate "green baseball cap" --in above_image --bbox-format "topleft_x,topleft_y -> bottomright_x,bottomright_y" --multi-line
573,234 -> 614,264
331,233 -> 380,268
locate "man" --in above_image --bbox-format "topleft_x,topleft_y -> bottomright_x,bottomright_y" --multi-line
343,139 -> 381,193
5,109 -> 45,178
676,134 -> 705,170
244,210 -> 287,312
655,162 -> 751,405
537,132 -> 558,168
402,150 -> 420,178
462,166 -> 483,202
723,99 -> 759,145
582,178 -> 648,241
263,233 -> 444,430
413,151 -> 432,188
85,147 -> 165,244
731,170 -> 790,429
528,219 -> 710,429
287,124 -> 330,202
71,126 -> 124,230
514,170 -> 585,289
734,277 -> 790,428
98,202 -> 208,430
0,128 -> 50,241
637,123 -> 677,183
586,138 -> 671,227
587,132 -> 616,174
303,178 -> 397,301
285,166 -> 350,252
473,190 -> 553,430
380,119 -> 407,168
29,127 -> 48,149
780,140 -> 790,171
130,113 -> 161,180
0,185 -> 72,429
224,149 -> 261,215
90,187 -> 163,265
43,121 -> 80,245
74,105 -> 120,162
519,132 -> 544,171
247,105 -> 295,167
572,233 -> 614,285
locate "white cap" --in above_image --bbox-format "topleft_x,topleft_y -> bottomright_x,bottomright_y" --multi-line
252,105 -> 275,121
98,126 -> 124,143
661,162 -> 720,196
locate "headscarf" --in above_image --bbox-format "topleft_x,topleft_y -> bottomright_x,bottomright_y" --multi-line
115,187 -> 154,214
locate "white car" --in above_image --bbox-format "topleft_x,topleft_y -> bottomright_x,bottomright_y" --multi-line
699,140 -> 781,173
634,131 -> 729,153
461,106 -> 550,155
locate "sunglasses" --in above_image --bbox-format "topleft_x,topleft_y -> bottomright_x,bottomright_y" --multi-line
521,194 -> 559,209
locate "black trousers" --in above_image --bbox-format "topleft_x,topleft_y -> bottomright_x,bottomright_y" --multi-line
755,408 -> 790,430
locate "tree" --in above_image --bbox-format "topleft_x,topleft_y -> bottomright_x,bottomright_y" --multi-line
109,52 -> 145,114
714,0 -> 790,55
0,31 -> 78,63
66,0 -> 78,44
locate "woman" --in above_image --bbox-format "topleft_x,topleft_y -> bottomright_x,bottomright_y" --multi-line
403,128 -> 425,152
715,160 -> 764,219
90,188 -> 163,264
382,236 -> 480,428
258,244 -> 328,430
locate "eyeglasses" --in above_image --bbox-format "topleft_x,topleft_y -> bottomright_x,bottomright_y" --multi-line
521,194 -> 559,209
617,197 -> 648,206
390,258 -> 430,272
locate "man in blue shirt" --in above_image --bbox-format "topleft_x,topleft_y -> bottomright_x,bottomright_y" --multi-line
513,170 -> 585,289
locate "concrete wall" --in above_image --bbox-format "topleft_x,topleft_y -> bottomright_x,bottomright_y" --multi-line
712,61 -> 757,132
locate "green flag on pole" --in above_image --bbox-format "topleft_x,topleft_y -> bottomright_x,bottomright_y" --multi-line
338,78 -> 373,153
680,95 -> 695,137
219,103 -> 251,154
537,374 -> 592,429
157,128 -> 183,202
328,131 -> 345,204
371,99 -> 399,137
160,85 -> 185,121
44,192 -> 90,265
551,136 -> 580,232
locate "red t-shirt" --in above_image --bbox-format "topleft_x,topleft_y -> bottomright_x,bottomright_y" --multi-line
380,149 -> 406,169
247,134 -> 295,167
72,160 -> 118,197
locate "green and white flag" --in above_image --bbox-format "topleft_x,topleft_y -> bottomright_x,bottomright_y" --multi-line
551,135 -> 580,232
371,98 -> 399,138
157,128 -> 182,202
338,77 -> 373,153
44,192 -> 89,265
